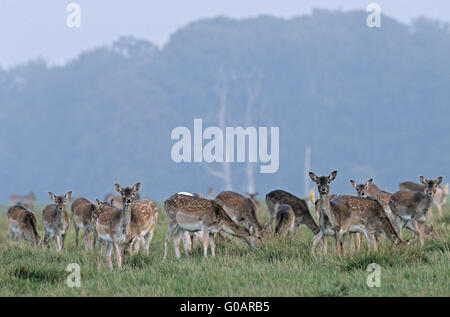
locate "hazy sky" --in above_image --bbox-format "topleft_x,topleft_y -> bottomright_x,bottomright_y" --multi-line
1,0 -> 449,68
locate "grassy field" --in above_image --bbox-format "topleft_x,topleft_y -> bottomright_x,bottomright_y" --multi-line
0,202 -> 449,297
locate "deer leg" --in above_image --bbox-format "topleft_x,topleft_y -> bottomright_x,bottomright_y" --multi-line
173,228 -> 184,259
312,232 -> 322,254
92,231 -> 97,252
341,231 -> 349,254
208,233 -> 216,257
144,230 -> 154,254
182,231 -> 192,255
368,234 -> 378,251
105,242 -> 114,270
74,226 -> 80,249
97,240 -> 103,269
54,235 -> 61,252
83,230 -> 89,251
10,230 -> 15,243
114,242 -> 122,269
164,223 -> 178,260
44,231 -> 50,249
437,204 -> 443,217
61,233 -> 66,250
202,227 -> 210,258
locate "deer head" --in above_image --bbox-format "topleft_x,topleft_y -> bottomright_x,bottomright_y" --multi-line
309,171 -> 337,195
48,191 -> 72,212
350,179 -> 373,198
419,176 -> 443,199
114,183 -> 141,206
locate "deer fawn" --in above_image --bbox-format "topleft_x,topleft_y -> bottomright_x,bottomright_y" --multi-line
163,194 -> 263,259
390,176 -> 443,246
42,192 -> 72,251
7,205 -> 41,247
265,190 -> 320,235
399,181 -> 448,217
215,191 -> 263,233
71,198 -> 97,250
274,204 -> 295,236
310,171 -> 402,252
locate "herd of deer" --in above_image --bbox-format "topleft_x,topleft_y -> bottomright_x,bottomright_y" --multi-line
5,173 -> 448,270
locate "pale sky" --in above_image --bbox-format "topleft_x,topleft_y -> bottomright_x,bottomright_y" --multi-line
1,0 -> 449,68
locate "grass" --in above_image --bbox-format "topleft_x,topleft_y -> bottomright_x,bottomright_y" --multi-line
0,202 -> 449,297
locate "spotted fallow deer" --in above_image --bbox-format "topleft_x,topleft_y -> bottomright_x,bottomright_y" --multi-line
274,204 -> 295,236
390,176 -> 443,246
7,205 -> 41,247
42,192 -> 71,251
310,171 -> 402,252
265,190 -> 320,235
163,194 -> 263,259
71,198 -> 97,250
114,183 -> 159,254
399,181 -> 448,217
215,191 -> 263,233
105,192 -> 142,209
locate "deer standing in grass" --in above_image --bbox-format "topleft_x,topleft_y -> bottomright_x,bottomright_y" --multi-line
265,190 -> 320,235
7,205 -> 41,247
164,194 -> 263,259
310,171 -> 402,253
399,181 -> 448,217
42,192 -> 72,251
390,176 -> 442,246
274,204 -> 295,236
71,198 -> 97,250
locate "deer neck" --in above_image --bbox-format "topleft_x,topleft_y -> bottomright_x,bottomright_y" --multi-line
221,218 -> 248,238
420,193 -> 434,214
120,203 -> 132,235
319,192 -> 338,228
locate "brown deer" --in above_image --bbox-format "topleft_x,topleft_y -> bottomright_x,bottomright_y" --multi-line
399,181 -> 448,217
265,190 -> 319,236
7,205 -> 41,247
215,191 -> 262,233
391,176 -> 443,246
71,198 -> 97,250
274,204 -> 295,236
114,183 -> 159,254
163,194 -> 263,259
310,171 -> 402,252
42,191 -> 72,251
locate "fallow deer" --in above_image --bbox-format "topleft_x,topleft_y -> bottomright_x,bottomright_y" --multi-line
104,192 -> 141,209
399,181 -> 448,217
7,205 -> 41,247
390,176 -> 443,246
265,190 -> 319,235
310,171 -> 402,252
163,194 -> 263,259
42,191 -> 72,251
114,183 -> 159,254
274,204 -> 295,236
215,191 -> 262,233
71,197 -> 97,250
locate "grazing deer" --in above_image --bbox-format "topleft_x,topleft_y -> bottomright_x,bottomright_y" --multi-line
9,192 -> 36,211
163,194 -> 263,259
399,181 -> 448,217
390,176 -> 443,246
42,192 -> 72,251
265,190 -> 320,235
114,183 -> 159,254
310,171 -> 402,252
274,204 -> 295,236
7,205 -> 41,247
71,198 -> 97,250
215,191 -> 262,233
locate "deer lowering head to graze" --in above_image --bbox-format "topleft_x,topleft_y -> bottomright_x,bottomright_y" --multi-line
71,198 -> 97,250
265,190 -> 319,235
114,183 -> 159,255
164,194 -> 263,259
274,204 -> 295,236
9,192 -> 36,211
7,205 -> 41,247
311,171 -> 402,252
42,191 -> 72,251
399,180 -> 448,217
390,176 -> 443,246
215,191 -> 262,233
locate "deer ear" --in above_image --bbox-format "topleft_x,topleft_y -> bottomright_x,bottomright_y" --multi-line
350,180 -> 356,189
134,183 -> 141,191
436,177 -> 443,186
366,179 -> 373,188
96,199 -> 101,205
115,184 -> 122,193
65,191 -> 72,200
309,172 -> 318,182
48,192 -> 55,201
329,171 -> 338,181
419,176 -> 427,185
